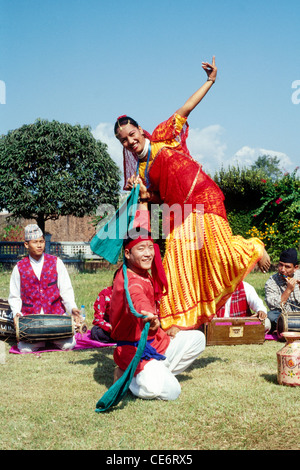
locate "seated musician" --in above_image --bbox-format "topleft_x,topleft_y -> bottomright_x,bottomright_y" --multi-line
109,224 -> 206,401
8,224 -> 81,353
216,281 -> 271,333
90,281 -> 114,343
265,248 -> 300,334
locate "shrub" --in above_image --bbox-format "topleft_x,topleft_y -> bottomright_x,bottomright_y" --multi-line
0,224 -> 23,241
252,168 -> 300,228
214,165 -> 264,212
247,220 -> 300,262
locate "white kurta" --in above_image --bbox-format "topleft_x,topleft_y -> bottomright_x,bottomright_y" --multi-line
222,281 -> 267,317
8,254 -> 78,317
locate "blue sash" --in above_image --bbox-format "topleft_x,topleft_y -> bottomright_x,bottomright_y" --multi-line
117,338 -> 166,361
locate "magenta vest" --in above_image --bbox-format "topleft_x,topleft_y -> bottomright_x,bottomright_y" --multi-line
17,254 -> 65,316
217,282 -> 251,318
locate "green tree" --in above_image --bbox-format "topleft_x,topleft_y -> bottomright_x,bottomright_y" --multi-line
250,154 -> 283,181
0,119 -> 121,232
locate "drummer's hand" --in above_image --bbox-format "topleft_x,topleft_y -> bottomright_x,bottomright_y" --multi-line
202,56 -> 217,82
71,308 -> 81,320
13,313 -> 22,329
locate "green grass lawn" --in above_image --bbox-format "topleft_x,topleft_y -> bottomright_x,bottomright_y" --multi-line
0,268 -> 299,451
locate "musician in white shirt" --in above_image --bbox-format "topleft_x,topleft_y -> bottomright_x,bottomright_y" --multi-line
8,224 -> 80,353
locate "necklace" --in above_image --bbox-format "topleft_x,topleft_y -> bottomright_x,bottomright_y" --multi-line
136,143 -> 151,188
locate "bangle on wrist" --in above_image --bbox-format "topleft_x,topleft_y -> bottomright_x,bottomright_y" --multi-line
207,78 -> 215,83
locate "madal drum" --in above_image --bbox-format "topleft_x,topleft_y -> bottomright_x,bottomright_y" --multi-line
16,314 -> 74,343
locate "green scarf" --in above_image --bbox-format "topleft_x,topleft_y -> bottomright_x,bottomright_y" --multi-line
90,185 -> 140,264
95,262 -> 149,413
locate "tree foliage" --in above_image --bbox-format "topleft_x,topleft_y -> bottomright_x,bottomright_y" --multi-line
0,119 -> 121,232
213,165 -> 264,212
248,168 -> 300,260
213,161 -> 300,261
252,168 -> 300,226
250,154 -> 283,181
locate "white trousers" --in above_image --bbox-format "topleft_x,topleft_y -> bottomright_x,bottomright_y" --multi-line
129,330 -> 205,401
17,336 -> 76,353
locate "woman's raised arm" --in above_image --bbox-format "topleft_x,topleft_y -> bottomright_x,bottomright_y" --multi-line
176,56 -> 217,118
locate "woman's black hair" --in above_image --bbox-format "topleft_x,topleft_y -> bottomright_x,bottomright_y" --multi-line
114,115 -> 139,135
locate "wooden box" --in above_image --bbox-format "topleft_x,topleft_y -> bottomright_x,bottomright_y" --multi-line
204,317 -> 265,346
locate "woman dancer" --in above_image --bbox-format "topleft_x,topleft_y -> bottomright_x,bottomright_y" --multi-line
114,57 -> 270,336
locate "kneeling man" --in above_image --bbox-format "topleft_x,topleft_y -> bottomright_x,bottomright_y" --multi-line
109,227 -> 206,401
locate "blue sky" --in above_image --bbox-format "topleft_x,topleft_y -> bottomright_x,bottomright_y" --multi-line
1,0 -> 300,178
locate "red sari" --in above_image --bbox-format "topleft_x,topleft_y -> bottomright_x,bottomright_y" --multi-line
123,113 -> 264,330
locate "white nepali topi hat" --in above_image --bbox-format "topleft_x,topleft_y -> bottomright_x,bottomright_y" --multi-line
24,224 -> 44,241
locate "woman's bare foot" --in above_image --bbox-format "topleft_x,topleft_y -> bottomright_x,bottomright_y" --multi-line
258,249 -> 271,273
113,366 -> 124,383
166,326 -> 181,338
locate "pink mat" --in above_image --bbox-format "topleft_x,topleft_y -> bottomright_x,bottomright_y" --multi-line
9,330 -> 278,355
9,330 -> 116,354
265,332 -> 278,341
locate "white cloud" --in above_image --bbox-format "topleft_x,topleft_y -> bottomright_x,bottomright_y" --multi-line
92,122 -> 123,171
188,125 -> 227,174
228,146 -> 293,172
188,125 -> 293,175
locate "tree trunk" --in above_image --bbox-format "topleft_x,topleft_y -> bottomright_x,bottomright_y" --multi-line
36,214 -> 45,234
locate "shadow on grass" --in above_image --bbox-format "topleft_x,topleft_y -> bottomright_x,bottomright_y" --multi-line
261,373 -> 278,384
74,348 -> 226,413
2,337 -> 16,348
176,355 -> 226,383
68,345 -> 140,413
71,346 -> 116,388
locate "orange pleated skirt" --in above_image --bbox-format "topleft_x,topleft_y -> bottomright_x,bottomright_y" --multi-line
159,211 -> 264,330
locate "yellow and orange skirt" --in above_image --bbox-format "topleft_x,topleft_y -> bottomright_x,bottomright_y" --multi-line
159,211 -> 264,330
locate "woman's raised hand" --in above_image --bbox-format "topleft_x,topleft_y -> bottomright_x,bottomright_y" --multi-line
202,56 -> 217,82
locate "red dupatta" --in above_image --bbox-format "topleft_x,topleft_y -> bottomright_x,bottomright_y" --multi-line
122,114 -> 227,221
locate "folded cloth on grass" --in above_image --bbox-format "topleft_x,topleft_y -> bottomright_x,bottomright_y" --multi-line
9,330 -> 278,354
9,330 -> 116,354
265,332 -> 278,341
